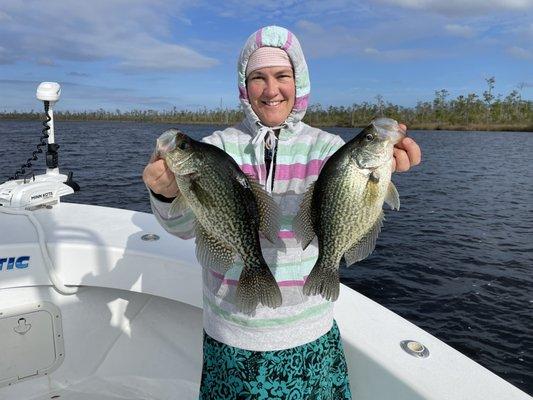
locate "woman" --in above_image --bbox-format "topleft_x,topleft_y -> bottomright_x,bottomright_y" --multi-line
143,25 -> 421,399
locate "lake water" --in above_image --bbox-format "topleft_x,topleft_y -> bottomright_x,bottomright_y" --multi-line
1,120 -> 532,395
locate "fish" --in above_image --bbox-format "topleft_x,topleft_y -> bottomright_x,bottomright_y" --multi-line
162,129 -> 282,313
293,118 -> 405,301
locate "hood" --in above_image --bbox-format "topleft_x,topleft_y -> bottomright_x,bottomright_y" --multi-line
237,26 -> 310,134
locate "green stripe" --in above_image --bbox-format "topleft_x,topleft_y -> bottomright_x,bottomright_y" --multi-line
166,210 -> 195,228
222,255 -> 317,281
205,296 -> 331,328
280,214 -> 294,230
222,140 -> 340,161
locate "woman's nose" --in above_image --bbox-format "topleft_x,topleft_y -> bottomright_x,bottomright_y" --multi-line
263,77 -> 279,97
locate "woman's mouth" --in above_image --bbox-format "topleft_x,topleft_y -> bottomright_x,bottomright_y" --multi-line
262,100 -> 283,107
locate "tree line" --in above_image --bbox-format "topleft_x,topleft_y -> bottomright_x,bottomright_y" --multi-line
1,77 -> 531,131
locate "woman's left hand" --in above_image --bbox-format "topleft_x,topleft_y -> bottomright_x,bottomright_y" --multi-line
393,124 -> 421,172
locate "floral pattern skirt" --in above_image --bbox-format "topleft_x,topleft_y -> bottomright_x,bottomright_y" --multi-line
199,321 -> 352,399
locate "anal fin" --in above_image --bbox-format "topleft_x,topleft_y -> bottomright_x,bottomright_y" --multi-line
293,182 -> 316,250
248,176 -> 281,244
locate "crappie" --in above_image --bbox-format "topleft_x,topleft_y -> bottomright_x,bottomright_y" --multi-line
294,118 -> 405,301
162,129 -> 282,313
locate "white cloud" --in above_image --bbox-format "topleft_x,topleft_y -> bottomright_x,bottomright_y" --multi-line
0,0 -> 217,71
295,20 -> 362,58
445,24 -> 476,38
295,19 -> 437,61
37,58 -> 56,66
507,46 -> 533,59
0,10 -> 12,21
363,46 -> 432,60
373,0 -> 533,16
0,79 -> 180,111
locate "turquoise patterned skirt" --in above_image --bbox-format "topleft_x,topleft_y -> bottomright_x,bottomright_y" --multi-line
199,321 -> 352,399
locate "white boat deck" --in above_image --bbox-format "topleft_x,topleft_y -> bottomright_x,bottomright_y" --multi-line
0,203 -> 530,399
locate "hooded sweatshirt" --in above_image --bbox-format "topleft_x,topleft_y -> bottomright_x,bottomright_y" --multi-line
150,26 -> 345,351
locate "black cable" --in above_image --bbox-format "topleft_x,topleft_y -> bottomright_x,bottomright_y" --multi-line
9,101 -> 51,181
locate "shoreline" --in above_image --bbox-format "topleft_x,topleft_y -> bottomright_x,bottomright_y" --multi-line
0,117 -> 531,132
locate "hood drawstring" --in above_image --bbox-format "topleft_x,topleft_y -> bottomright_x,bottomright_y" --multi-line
251,125 -> 281,194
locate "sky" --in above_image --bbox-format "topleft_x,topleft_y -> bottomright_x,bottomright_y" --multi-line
0,0 -> 532,112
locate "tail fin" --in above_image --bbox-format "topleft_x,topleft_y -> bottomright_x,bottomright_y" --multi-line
236,262 -> 282,314
303,261 -> 340,301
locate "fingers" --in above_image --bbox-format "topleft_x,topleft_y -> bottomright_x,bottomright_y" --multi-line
399,123 -> 407,134
393,147 -> 411,172
143,159 -> 179,197
393,126 -> 422,172
401,137 -> 422,166
143,159 -> 166,184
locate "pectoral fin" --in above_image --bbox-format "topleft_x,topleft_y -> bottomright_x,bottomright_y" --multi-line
385,181 -> 400,210
247,176 -> 281,244
293,182 -> 316,250
344,212 -> 384,266
195,223 -> 236,273
169,194 -> 189,216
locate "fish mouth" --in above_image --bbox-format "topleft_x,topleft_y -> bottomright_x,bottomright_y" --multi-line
371,118 -> 406,144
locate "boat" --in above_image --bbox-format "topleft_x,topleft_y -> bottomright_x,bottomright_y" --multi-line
0,83 -> 530,400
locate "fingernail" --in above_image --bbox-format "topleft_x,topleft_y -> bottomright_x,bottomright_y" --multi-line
403,137 -> 413,145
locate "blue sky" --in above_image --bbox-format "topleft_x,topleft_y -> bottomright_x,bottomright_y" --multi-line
0,0 -> 532,112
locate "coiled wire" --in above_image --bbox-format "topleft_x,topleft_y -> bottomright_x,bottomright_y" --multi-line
10,101 -> 51,181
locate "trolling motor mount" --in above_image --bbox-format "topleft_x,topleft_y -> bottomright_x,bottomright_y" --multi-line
0,82 -> 79,210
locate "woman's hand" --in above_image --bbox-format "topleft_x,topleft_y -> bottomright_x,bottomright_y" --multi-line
393,124 -> 421,172
142,159 -> 179,198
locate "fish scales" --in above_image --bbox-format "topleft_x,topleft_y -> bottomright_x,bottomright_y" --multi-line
295,118 -> 404,301
162,129 -> 282,313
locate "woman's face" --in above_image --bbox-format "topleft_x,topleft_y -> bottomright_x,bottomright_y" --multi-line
246,66 -> 296,127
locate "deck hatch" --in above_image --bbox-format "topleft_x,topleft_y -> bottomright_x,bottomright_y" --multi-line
0,301 -> 64,388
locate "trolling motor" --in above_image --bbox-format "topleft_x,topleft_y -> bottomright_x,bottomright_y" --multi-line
0,82 -> 80,210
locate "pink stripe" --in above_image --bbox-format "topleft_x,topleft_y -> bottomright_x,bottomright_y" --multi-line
239,86 -> 247,100
294,94 -> 309,110
239,164 -> 261,179
210,269 -> 305,287
255,29 -> 263,47
278,231 -> 295,239
282,31 -> 293,50
274,159 -> 327,180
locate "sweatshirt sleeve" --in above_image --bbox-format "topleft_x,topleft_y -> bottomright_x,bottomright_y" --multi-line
148,130 -> 225,240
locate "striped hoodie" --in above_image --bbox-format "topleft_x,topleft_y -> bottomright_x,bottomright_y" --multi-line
150,26 -> 345,351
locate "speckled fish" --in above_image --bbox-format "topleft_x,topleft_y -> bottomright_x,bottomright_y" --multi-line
163,129 -> 282,313
294,118 -> 405,301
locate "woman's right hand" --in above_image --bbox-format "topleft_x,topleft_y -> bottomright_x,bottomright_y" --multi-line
142,159 -> 179,198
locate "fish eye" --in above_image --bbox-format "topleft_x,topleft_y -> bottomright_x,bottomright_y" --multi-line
178,141 -> 189,150
365,133 -> 374,141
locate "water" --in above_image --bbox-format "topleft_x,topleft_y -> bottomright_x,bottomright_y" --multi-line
1,120 -> 532,394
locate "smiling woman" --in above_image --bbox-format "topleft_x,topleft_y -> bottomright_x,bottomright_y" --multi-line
142,25 -> 421,400
245,46 -> 296,127
246,65 -> 296,127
